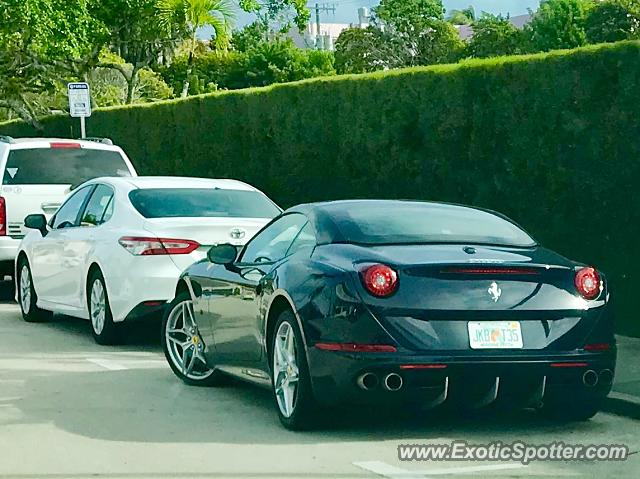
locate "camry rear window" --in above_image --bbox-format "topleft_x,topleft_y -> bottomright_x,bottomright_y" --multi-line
328,202 -> 536,247
129,188 -> 281,219
2,147 -> 131,185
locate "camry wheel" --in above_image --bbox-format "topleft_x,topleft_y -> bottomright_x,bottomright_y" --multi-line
17,258 -> 52,323
162,293 -> 224,386
271,310 -> 316,430
88,270 -> 119,345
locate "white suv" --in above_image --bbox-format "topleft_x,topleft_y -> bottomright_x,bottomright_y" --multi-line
0,136 -> 137,279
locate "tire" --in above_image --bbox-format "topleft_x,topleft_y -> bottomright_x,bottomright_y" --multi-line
271,309 -> 317,430
17,258 -> 52,323
87,269 -> 119,345
162,293 -> 225,387
541,391 -> 602,421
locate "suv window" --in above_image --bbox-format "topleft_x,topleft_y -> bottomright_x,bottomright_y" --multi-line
2,147 -> 132,186
240,214 -> 307,264
80,185 -> 115,227
51,186 -> 93,229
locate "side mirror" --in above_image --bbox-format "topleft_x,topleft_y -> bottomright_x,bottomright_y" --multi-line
24,214 -> 48,236
207,243 -> 238,265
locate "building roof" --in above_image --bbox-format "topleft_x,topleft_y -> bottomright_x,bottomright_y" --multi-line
456,13 -> 532,41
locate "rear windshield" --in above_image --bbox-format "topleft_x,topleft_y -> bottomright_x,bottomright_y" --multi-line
129,188 -> 281,219
327,202 -> 536,247
2,147 -> 132,185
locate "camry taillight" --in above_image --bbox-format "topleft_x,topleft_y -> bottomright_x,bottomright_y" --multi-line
361,264 -> 398,297
118,237 -> 199,256
0,197 -> 6,236
575,267 -> 601,300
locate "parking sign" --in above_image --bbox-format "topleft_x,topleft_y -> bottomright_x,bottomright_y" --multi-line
68,82 -> 91,118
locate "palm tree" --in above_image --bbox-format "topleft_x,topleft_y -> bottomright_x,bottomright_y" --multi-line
157,0 -> 235,97
447,6 -> 476,25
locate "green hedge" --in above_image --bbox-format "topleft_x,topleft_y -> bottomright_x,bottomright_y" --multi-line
2,41 -> 639,336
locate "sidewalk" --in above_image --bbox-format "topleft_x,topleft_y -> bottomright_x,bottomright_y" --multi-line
604,335 -> 640,419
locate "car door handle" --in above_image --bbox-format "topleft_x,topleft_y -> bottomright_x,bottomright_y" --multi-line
41,202 -> 61,213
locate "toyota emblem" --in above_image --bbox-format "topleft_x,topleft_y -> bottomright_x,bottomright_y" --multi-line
229,228 -> 246,240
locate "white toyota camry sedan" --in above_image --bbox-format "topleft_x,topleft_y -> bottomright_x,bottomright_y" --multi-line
16,176 -> 281,344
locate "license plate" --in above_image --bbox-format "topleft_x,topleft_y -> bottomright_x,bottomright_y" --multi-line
468,321 -> 523,349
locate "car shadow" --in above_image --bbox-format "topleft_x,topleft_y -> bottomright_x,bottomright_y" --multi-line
37,314 -> 163,350
3,361 -> 610,445
0,280 -> 15,302
0,280 -> 611,446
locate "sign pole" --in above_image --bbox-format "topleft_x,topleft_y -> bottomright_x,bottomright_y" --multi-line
80,116 -> 86,139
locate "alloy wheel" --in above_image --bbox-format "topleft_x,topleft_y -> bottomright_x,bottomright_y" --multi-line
19,265 -> 31,314
165,300 -> 215,381
273,321 -> 299,418
90,279 -> 106,335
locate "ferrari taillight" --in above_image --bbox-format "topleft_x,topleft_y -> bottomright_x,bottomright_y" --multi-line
0,197 -> 6,236
574,267 -> 601,300
118,237 -> 199,256
361,264 -> 398,297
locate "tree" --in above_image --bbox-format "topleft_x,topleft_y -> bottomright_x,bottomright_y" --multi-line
523,0 -> 594,52
90,0 -> 183,104
89,51 -> 174,106
376,0 -> 446,32
374,0 -> 464,67
467,13 -> 523,58
0,0 -> 107,125
157,0 -> 235,97
239,39 -> 334,87
239,0 -> 310,33
334,26 -> 406,74
231,21 -> 270,53
159,39 -> 334,92
447,6 -> 476,25
585,0 -> 640,44
413,20 -> 465,65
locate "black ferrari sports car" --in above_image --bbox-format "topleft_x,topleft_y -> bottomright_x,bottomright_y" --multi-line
161,200 -> 616,429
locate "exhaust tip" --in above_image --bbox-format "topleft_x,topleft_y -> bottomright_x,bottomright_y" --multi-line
383,373 -> 403,392
599,369 -> 614,386
583,369 -> 599,387
357,372 -> 379,391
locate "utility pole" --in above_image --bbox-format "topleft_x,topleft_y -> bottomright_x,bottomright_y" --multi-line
310,3 -> 336,50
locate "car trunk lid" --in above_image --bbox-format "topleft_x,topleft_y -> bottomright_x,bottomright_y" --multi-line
349,243 -> 583,313
142,217 -> 270,271
342,244 -> 604,352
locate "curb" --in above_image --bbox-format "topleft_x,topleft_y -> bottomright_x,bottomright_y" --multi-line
603,392 -> 640,420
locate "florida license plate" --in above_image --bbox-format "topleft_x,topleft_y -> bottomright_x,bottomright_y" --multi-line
468,321 -> 523,349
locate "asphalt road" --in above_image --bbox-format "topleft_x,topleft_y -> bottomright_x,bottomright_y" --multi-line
0,281 -> 639,479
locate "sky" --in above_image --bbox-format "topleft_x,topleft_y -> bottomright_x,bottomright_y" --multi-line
234,1 -> 541,28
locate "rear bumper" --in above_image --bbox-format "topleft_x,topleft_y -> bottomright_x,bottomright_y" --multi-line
0,237 -> 19,273
104,255 -> 182,323
307,348 -> 617,407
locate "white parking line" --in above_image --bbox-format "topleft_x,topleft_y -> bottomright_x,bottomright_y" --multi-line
416,463 -> 528,475
86,358 -> 128,371
354,461 -> 426,479
354,461 -> 528,478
